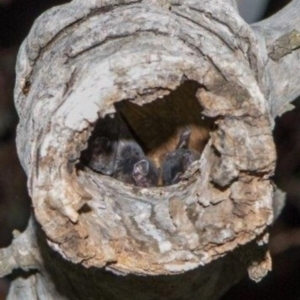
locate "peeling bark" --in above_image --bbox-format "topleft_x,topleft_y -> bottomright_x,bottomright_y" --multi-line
2,0 -> 298,299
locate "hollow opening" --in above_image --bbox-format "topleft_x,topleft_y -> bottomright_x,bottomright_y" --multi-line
79,80 -> 215,187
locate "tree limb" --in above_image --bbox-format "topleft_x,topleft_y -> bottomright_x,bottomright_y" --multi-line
0,215 -> 41,278
7,0 -> 278,299
252,0 -> 300,116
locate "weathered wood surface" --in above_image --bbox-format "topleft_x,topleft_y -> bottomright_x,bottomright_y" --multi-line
252,0 -> 300,116
1,0 -> 299,299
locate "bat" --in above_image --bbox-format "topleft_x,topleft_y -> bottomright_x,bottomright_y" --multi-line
162,127 -> 200,185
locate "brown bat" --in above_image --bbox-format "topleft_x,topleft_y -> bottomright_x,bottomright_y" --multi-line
161,127 -> 200,186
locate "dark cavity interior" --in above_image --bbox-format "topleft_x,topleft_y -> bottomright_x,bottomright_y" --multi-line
79,80 -> 215,186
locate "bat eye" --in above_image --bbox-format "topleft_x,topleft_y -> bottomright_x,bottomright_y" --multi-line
93,136 -> 111,154
94,137 -> 110,149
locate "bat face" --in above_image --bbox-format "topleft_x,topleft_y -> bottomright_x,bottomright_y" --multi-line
132,159 -> 159,187
82,113 -> 120,175
88,136 -> 118,175
162,149 -> 186,185
161,125 -> 201,186
114,142 -> 159,187
162,149 -> 200,185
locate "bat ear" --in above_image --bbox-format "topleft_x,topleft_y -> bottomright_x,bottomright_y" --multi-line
172,172 -> 183,184
133,159 -> 149,176
177,126 -> 191,149
182,126 -> 191,139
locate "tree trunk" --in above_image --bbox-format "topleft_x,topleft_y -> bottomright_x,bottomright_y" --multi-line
2,0 -> 300,299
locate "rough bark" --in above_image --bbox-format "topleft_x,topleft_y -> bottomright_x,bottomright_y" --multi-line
2,0 -> 299,299
252,0 -> 300,116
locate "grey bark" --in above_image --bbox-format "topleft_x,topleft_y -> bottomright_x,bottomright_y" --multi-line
1,0 -> 298,299
252,0 -> 300,116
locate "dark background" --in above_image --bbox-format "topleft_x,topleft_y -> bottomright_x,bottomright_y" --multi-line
0,0 -> 298,299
